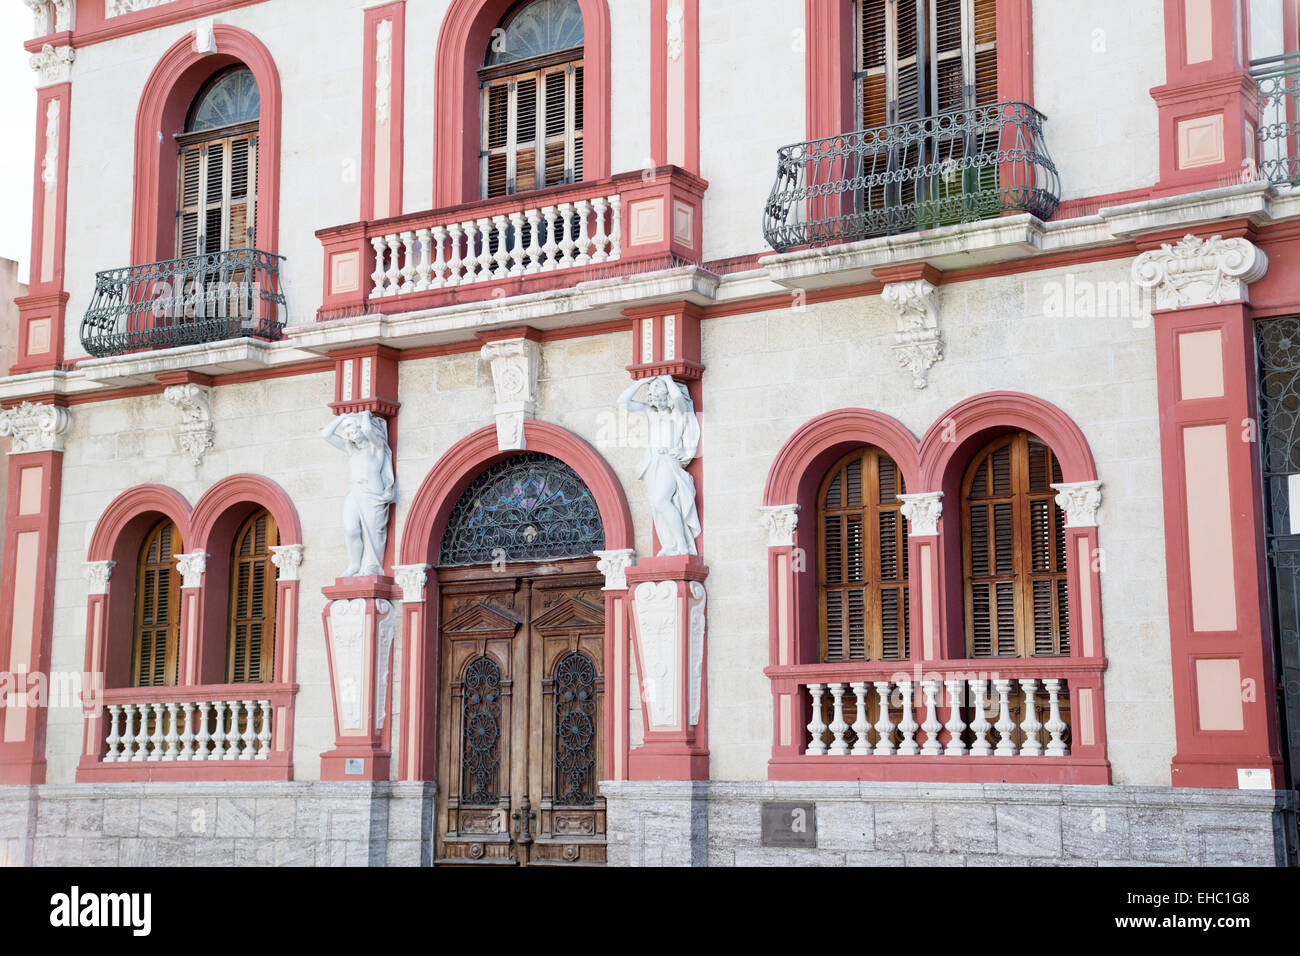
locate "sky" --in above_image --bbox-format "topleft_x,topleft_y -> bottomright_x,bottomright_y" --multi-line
0,5 -> 35,286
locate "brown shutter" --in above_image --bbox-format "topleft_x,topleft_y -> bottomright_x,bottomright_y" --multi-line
133,520 -> 181,687
818,447 -> 910,662
177,147 -> 203,257
228,509 -> 279,683
964,433 -> 1069,658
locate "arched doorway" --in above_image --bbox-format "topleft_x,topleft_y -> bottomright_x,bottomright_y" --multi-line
433,451 -> 609,866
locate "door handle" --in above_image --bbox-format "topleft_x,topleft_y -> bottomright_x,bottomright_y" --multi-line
511,795 -> 535,846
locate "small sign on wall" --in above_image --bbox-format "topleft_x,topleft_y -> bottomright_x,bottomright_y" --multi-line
345,758 -> 365,776
761,801 -> 817,848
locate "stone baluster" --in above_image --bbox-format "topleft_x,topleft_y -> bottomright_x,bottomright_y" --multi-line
430,224 -> 448,287
474,217 -> 494,281
383,236 -> 401,296
256,700 -> 272,759
129,706 -> 149,762
399,231 -> 417,292
573,198 -> 592,266
224,701 -> 244,760
146,703 -> 165,760
608,195 -> 623,259
968,679 -> 993,756
943,679 -> 969,756
556,202 -> 576,267
491,214 -> 510,275
523,208 -> 543,274
445,222 -> 465,286
1043,679 -> 1070,757
507,211 -> 526,277
805,683 -> 827,756
1019,678 -> 1043,757
872,680 -> 896,755
414,228 -> 432,291
105,705 -> 123,762
162,702 -> 180,761
590,195 -> 610,263
211,700 -> 229,760
993,679 -> 1018,756
850,681 -> 872,756
240,699 -> 257,758
827,682 -> 849,756
920,679 -> 942,756
369,236 -> 387,297
179,702 -> 195,760
196,701 -> 212,760
459,219 -> 478,282
540,206 -> 560,271
897,681 -> 919,755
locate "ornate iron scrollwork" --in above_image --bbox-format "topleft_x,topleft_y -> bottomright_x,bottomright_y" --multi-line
553,652 -> 597,805
461,656 -> 502,805
439,452 -> 605,566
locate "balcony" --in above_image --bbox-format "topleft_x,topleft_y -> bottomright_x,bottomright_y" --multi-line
316,166 -> 708,320
762,101 -> 1061,253
1255,51 -> 1300,185
79,248 -> 286,359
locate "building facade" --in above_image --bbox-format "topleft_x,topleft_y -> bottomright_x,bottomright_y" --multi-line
0,0 -> 1298,867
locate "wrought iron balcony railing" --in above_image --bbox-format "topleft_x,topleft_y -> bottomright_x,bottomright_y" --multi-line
762,101 -> 1061,253
1254,51 -> 1300,185
79,248 -> 286,359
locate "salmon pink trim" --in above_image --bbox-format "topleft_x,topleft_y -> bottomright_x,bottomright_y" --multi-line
130,25 -> 282,263
651,0 -> 700,174
432,0 -> 611,205
362,3 -> 405,221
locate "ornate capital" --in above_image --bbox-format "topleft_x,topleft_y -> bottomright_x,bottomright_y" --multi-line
481,337 -> 541,451
881,278 -> 943,389
30,42 -> 74,86
593,549 -> 635,590
0,401 -> 71,454
1051,480 -> 1102,528
393,563 -> 431,602
898,491 -> 943,536
163,383 -> 215,465
1132,234 -> 1267,310
269,544 -> 305,582
84,560 -> 115,595
757,504 -> 800,547
174,552 -> 208,589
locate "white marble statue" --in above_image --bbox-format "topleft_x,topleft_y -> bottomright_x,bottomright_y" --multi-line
618,375 -> 702,557
322,411 -> 397,576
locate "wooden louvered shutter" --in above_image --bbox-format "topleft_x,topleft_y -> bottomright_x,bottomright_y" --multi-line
971,0 -> 997,107
133,520 -> 181,687
483,79 -> 511,198
176,131 -> 258,256
480,58 -> 583,199
228,509 -> 279,683
818,448 -> 909,662
963,432 -> 1068,658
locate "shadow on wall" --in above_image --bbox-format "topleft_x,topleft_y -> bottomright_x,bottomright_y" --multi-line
0,257 -> 26,568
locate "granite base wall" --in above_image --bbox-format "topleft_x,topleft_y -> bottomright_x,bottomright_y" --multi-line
0,781 -> 436,867
601,781 -> 1297,867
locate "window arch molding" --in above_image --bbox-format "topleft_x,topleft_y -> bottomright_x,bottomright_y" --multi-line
432,0 -> 611,206
130,25 -> 282,264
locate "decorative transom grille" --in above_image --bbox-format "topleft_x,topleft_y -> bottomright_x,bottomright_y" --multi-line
553,652 -> 597,805
439,452 -> 605,566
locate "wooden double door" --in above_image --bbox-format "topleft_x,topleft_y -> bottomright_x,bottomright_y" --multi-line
435,562 -> 607,866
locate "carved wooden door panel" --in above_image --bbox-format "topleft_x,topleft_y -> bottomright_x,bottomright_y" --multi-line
435,569 -> 606,867
527,576 -> 607,865
435,579 -> 526,865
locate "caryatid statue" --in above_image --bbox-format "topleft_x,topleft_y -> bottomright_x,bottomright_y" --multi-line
618,375 -> 702,557
321,411 -> 397,577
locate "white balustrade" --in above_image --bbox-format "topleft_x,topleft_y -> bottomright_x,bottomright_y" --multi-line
367,191 -> 623,297
102,698 -> 275,762
798,676 -> 1073,759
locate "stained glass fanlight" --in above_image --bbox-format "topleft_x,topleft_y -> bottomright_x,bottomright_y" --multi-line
187,66 -> 260,133
485,0 -> 584,66
439,452 -> 605,566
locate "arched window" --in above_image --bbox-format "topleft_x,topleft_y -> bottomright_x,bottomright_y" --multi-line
817,447 -> 909,661
480,0 -> 585,198
227,508 -> 279,683
439,452 -> 605,566
133,518 -> 182,687
176,65 -> 260,256
962,431 -> 1068,658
